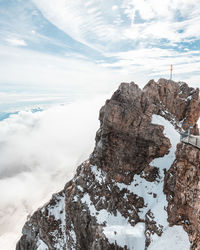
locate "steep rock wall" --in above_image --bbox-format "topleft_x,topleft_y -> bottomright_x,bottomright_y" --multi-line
164,143 -> 200,249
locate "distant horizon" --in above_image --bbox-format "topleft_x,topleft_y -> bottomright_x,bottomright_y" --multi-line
0,76 -> 199,113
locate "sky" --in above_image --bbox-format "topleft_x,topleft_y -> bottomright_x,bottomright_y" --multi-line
0,0 -> 200,249
1,0 -> 200,106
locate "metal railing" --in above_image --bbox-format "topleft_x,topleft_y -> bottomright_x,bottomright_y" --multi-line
180,132 -> 200,149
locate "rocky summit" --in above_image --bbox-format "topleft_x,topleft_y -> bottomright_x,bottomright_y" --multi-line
16,79 -> 200,250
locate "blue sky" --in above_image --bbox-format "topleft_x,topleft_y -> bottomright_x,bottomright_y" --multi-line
0,0 -> 200,100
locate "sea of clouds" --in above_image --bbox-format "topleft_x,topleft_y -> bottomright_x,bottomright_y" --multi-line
0,95 -> 107,250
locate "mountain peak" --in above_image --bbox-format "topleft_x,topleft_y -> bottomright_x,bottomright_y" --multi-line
17,79 -> 200,250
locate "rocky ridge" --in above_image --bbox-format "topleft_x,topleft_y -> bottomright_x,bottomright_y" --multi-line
16,79 -> 200,250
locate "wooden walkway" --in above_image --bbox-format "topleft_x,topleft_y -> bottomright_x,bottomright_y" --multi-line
180,133 -> 200,149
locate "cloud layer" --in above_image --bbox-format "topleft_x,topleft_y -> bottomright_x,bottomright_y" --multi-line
0,97 -> 106,250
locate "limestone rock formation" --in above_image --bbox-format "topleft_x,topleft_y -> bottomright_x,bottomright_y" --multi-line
164,143 -> 200,250
16,79 -> 200,250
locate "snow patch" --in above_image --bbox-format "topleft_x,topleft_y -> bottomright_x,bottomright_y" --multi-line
66,223 -> 77,249
149,115 -> 189,248
149,225 -> 190,250
47,193 -> 66,249
77,185 -> 83,192
116,115 -> 189,247
36,237 -> 48,250
69,229 -> 76,243
104,221 -> 145,249
151,114 -> 180,172
116,174 -> 168,225
81,192 -> 145,249
90,165 -> 106,184
142,115 -> 180,226
47,193 -> 65,225
198,117 -> 200,129
73,195 -> 78,202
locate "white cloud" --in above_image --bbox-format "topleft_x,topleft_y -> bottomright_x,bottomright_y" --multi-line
0,91 -> 80,113
123,0 -> 200,44
5,38 -> 27,46
32,0 -> 200,48
0,45 -> 126,95
103,47 -> 200,85
1,0 -> 200,88
0,96 -> 106,249
112,5 -> 118,11
32,0 -> 127,50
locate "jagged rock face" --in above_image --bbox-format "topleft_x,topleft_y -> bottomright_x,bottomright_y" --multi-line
91,82 -> 170,183
16,79 -> 200,250
143,79 -> 200,130
164,143 -> 200,249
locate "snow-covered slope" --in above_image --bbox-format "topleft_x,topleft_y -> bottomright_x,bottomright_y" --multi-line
148,115 -> 190,249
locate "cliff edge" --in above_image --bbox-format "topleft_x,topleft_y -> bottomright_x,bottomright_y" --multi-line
16,79 -> 200,250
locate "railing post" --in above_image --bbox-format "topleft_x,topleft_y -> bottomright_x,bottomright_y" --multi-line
188,127 -> 191,143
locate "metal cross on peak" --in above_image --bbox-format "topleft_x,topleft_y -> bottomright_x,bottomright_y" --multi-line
170,64 -> 173,80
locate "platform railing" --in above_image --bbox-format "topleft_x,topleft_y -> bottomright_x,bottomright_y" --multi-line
180,132 -> 200,149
